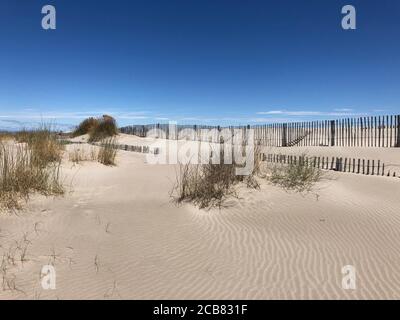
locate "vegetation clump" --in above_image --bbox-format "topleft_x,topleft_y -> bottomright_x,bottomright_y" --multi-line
172,147 -> 261,209
72,115 -> 118,142
97,138 -> 118,166
267,155 -> 324,193
72,117 -> 98,137
0,128 -> 64,211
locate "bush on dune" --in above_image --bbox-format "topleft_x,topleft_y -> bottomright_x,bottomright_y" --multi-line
72,115 -> 118,142
89,115 -> 118,142
72,117 -> 99,137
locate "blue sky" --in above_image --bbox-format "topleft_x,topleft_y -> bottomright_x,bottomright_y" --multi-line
0,0 -> 399,130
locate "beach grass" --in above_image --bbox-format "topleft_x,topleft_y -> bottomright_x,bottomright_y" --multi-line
0,127 -> 64,210
97,138 -> 118,166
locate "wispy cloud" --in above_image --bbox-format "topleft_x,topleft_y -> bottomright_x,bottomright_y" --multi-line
0,109 -> 152,130
0,119 -> 74,132
256,109 -> 365,117
1,106 -> 392,130
117,115 -> 149,120
0,110 -> 150,120
333,108 -> 354,112
248,117 -> 296,123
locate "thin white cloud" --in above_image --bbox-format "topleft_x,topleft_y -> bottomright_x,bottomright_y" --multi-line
0,110 -> 151,120
248,117 -> 295,123
256,110 -> 366,117
117,115 -> 149,120
334,108 -> 353,112
257,110 -> 285,115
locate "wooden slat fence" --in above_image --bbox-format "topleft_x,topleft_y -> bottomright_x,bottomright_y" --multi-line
60,139 -> 160,155
120,114 -> 400,148
262,153 -> 399,178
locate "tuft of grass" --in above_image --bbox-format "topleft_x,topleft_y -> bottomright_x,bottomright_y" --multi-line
15,126 -> 64,167
173,162 -> 237,209
97,138 -> 117,166
0,144 -> 64,210
0,127 -> 64,211
267,155 -> 324,193
172,147 -> 261,210
68,146 -> 98,163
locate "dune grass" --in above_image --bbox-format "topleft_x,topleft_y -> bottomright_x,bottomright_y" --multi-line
173,162 -> 238,209
97,138 -> 118,166
267,155 -> 324,193
172,147 -> 261,209
0,128 -> 64,211
0,143 -> 63,210
68,145 -> 98,163
15,127 -> 64,166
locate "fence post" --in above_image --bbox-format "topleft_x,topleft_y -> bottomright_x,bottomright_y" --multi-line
282,123 -> 288,147
396,115 -> 400,147
330,120 -> 335,146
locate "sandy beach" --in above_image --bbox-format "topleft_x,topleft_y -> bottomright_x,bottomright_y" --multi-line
1,136 -> 400,300
2,0 -> 400,306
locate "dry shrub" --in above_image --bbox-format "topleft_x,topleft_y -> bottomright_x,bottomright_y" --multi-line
267,155 -> 324,193
89,115 -> 118,142
0,142 -> 63,210
72,115 -> 118,142
97,138 -> 117,166
172,146 -> 261,209
72,117 -> 98,137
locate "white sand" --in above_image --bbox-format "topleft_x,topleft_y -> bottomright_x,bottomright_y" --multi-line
1,140 -> 400,299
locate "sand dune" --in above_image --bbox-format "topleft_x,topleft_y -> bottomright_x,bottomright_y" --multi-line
1,141 -> 400,299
